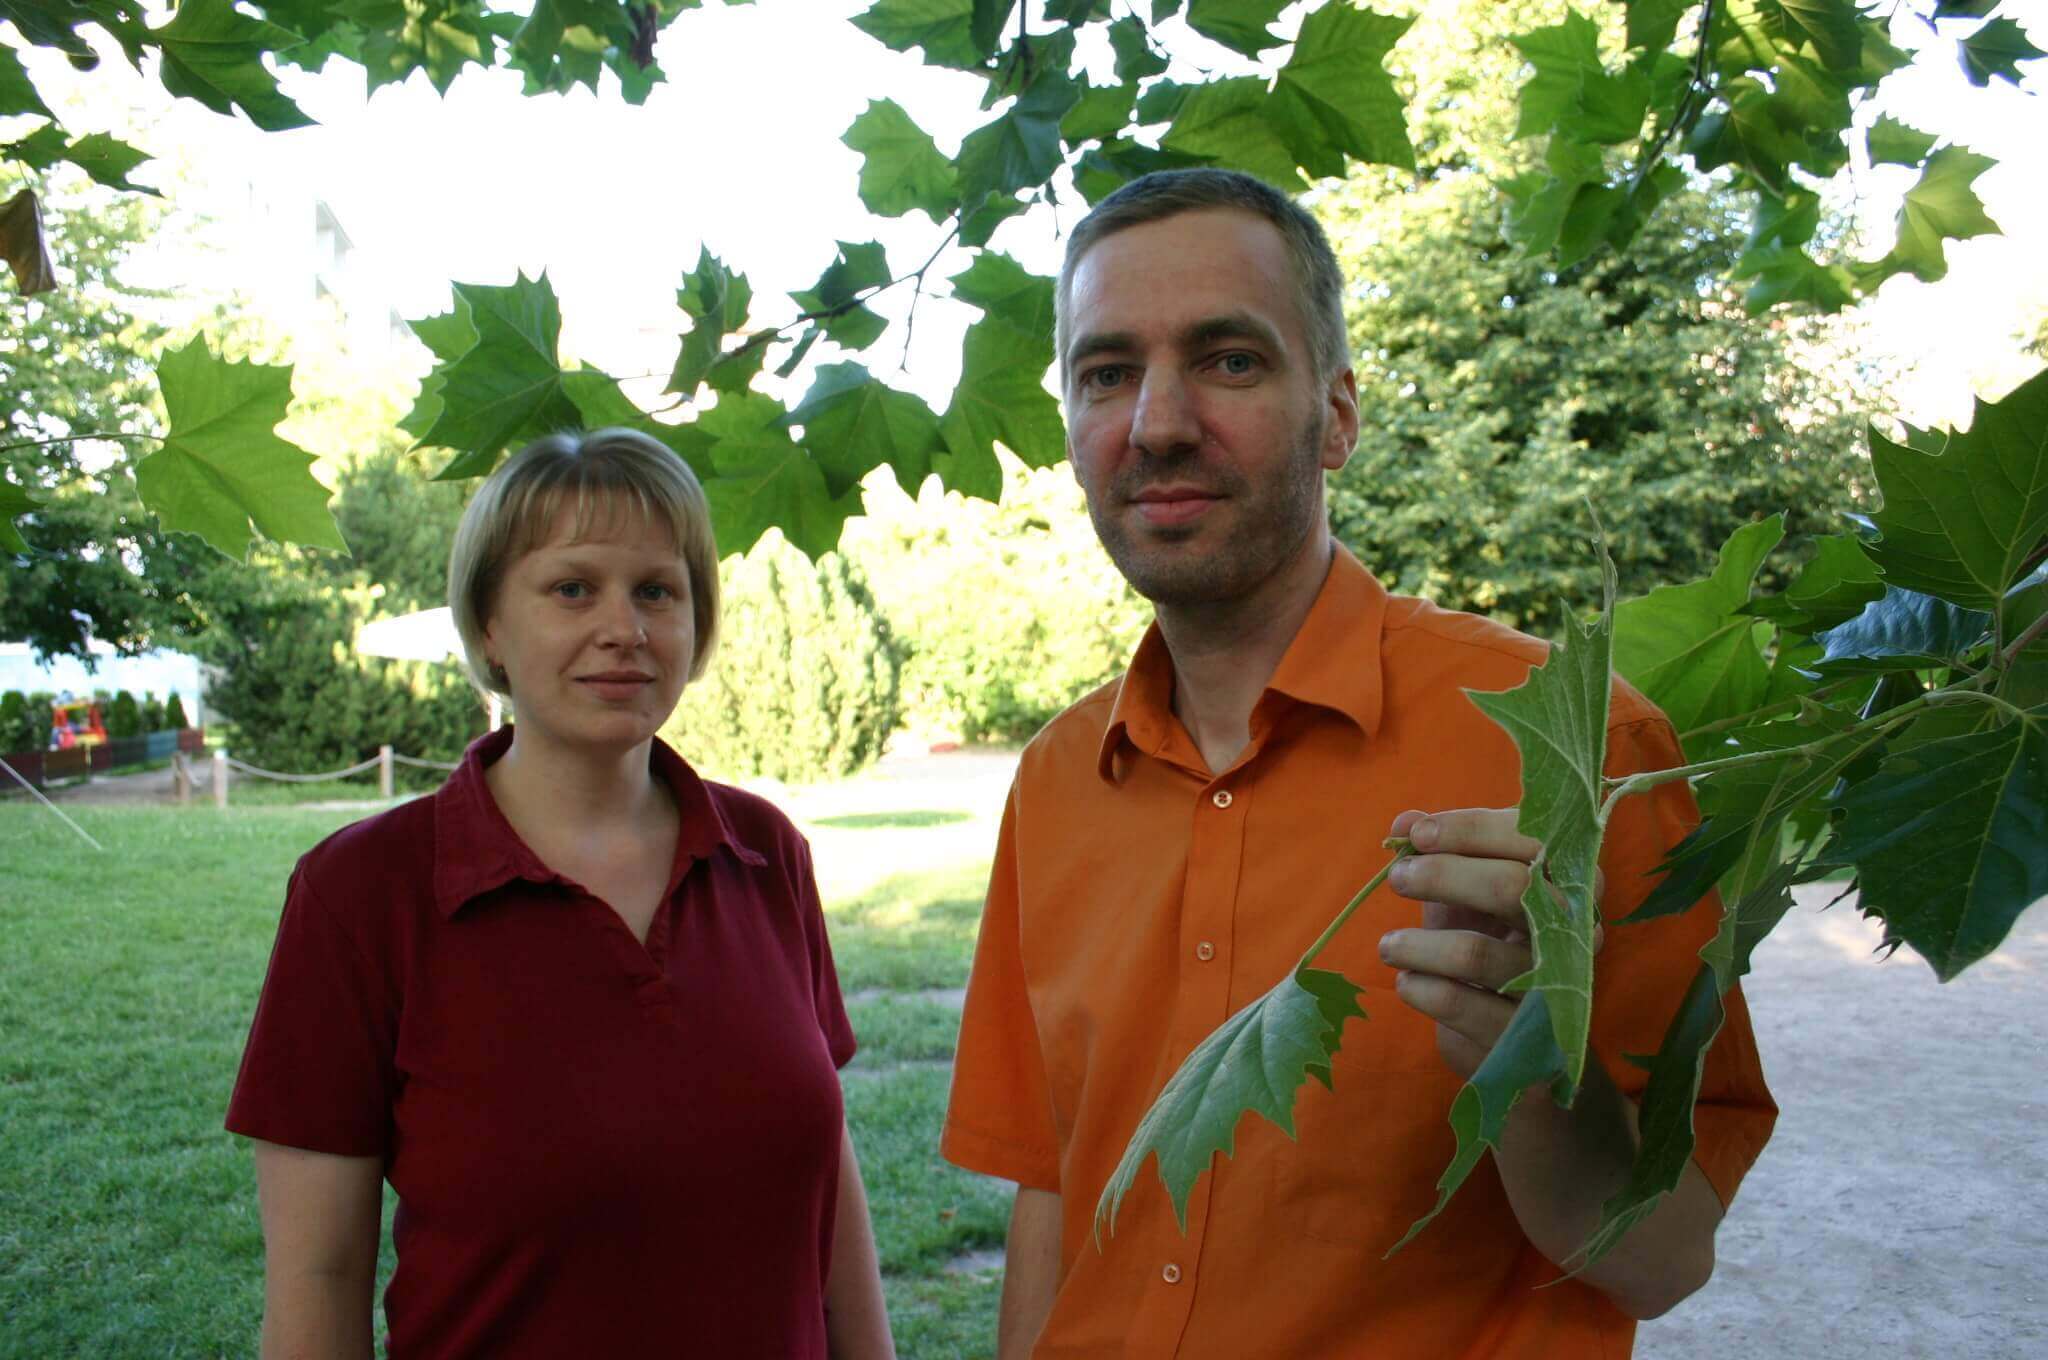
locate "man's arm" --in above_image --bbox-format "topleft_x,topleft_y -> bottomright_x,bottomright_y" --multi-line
825,1121 -> 897,1359
996,1187 -> 1063,1359
1377,808 -> 1720,1319
251,1139 -> 382,1360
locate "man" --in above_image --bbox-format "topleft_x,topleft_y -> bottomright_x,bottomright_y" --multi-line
940,169 -> 1776,1359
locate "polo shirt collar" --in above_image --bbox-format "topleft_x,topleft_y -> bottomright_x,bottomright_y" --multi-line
1097,542 -> 1388,782
431,726 -> 766,917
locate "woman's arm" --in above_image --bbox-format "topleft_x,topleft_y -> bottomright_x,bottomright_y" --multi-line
824,1121 -> 896,1360
251,1139 -> 383,1360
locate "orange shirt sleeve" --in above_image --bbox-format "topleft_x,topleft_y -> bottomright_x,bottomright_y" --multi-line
942,781 -> 1063,1190
1594,708 -> 1779,1211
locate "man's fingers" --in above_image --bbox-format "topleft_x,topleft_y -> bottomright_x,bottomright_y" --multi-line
1396,807 -> 1543,862
1381,927 -> 1532,993
1392,971 -> 1516,1072
1391,851 -> 1529,922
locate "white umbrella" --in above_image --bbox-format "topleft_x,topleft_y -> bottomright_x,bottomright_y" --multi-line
356,607 -> 502,729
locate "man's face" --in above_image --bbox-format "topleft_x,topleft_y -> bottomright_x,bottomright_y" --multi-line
1061,208 -> 1358,610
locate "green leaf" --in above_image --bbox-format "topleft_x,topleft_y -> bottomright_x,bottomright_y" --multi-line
0,42 -> 55,120
1932,0 -> 1997,16
1107,16 -> 1167,82
1060,80 -> 1138,147
1959,16 -> 2045,88
697,392 -> 861,559
1,478 -> 43,554
1776,0 -> 1864,72
397,296 -> 479,440
153,0 -> 314,131
780,362 -> 944,498
1865,367 -> 2048,611
1830,709 -> 2048,980
850,0 -> 987,71
843,99 -> 958,222
669,249 -> 755,395
1161,77 -> 1307,193
1622,0 -> 1689,53
971,0 -> 1013,53
1269,3 -> 1415,173
1511,11 -> 1606,139
1464,552 -> 1617,1093
1095,966 -> 1365,1239
956,69 -> 1079,201
1813,586 -> 1991,673
1742,532 -> 1884,634
1614,516 -> 1785,749
54,131 -> 153,192
559,368 -> 716,481
936,316 -> 1063,500
355,0 -> 511,94
947,250 -> 1053,341
416,273 -> 581,478
1731,244 -> 1857,313
135,338 -> 345,559
958,189 -> 1027,247
1185,0 -> 1289,57
1876,145 -> 2001,284
790,240 -> 892,353
1073,137 -> 1209,204
1866,114 -> 1937,168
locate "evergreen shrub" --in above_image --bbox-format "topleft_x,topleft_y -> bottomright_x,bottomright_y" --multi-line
164,692 -> 189,729
662,539 -> 904,784
0,691 -> 35,753
141,692 -> 166,732
104,690 -> 142,739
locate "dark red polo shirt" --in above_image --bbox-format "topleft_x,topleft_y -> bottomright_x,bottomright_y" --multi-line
226,728 -> 856,1358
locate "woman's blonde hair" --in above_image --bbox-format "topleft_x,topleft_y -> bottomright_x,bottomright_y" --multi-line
447,428 -> 720,698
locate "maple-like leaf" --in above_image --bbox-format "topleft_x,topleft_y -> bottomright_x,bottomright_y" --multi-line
1876,145 -> 2001,284
850,0 -> 989,72
697,392 -> 861,560
1959,16 -> 2045,89
153,0 -> 314,131
790,240 -> 891,354
947,250 -> 1053,342
4,125 -> 156,194
956,70 -> 1080,202
1184,0 -> 1288,57
1095,966 -> 1365,1239
1,187 -> 57,296
398,295 -> 479,440
1742,532 -> 1885,635
1614,516 -> 1784,758
1865,367 -> 2048,612
1160,77 -> 1307,193
1060,80 -> 1138,147
842,99 -> 957,222
936,316 -> 1063,500
1831,708 -> 2048,980
417,273 -> 581,479
1269,3 -> 1415,174
558,369 -> 716,482
134,338 -> 345,559
1865,114 -> 1937,168
1,477 -> 44,553
669,249 -> 755,396
0,41 -> 55,120
780,362 -> 944,498
1106,16 -> 1167,82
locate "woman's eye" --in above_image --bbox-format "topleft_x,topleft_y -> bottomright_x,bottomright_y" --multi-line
553,581 -> 589,600
637,583 -> 675,602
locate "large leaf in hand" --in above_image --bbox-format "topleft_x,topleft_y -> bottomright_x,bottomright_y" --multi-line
1865,367 -> 2048,612
1464,554 -> 1616,1091
1269,3 -> 1415,173
135,339 -> 345,559
153,0 -> 314,131
698,393 -> 861,560
1185,0 -> 1290,57
417,274 -> 580,478
936,316 -> 1063,500
1614,517 -> 1784,757
842,99 -> 957,222
780,363 -> 944,497
1829,709 -> 2048,980
1095,966 -> 1365,1240
1,478 -> 43,553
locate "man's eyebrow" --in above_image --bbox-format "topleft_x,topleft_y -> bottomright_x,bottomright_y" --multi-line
1064,330 -> 1138,374
1182,311 -> 1285,354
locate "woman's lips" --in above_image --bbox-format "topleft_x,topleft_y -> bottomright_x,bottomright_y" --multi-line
577,675 -> 653,701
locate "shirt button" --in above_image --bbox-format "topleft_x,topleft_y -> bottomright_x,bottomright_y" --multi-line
1211,789 -> 1233,809
1162,1262 -> 1183,1285
1195,941 -> 1216,962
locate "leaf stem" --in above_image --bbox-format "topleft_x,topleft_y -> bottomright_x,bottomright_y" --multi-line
0,431 -> 158,456
1999,608 -> 2048,668
1629,0 -> 1718,197
1676,675 -> 1865,742
1299,838 -> 1415,969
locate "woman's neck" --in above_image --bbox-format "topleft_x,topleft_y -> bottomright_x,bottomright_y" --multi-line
485,727 -> 668,837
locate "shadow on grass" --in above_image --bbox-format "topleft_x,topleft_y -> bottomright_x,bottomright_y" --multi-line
813,809 -> 974,831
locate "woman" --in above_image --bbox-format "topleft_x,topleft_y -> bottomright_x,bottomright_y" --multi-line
226,429 -> 894,1359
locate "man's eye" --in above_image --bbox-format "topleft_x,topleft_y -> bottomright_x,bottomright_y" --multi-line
1087,365 -> 1127,390
1217,352 -> 1257,376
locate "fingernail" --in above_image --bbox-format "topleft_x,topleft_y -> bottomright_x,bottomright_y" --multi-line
1411,817 -> 1438,850
1389,859 -> 1413,892
1378,931 -> 1399,962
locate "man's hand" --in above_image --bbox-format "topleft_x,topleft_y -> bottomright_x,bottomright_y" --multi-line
1377,808 -> 1603,1077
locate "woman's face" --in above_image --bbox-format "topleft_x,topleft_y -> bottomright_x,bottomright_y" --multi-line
483,500 -> 695,761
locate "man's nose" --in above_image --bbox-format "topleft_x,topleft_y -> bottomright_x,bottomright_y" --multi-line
1129,369 -> 1200,458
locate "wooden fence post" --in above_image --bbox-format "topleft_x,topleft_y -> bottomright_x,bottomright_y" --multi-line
379,745 -> 395,799
173,753 -> 190,805
213,749 -> 228,810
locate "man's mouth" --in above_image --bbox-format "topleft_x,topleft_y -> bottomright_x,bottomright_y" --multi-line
1130,486 -> 1222,527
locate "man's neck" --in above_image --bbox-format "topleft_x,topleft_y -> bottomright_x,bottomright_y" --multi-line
1157,534 -> 1336,775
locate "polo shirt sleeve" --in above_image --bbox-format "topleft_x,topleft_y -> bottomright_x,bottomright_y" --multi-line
1593,712 -> 1779,1211
225,862 -> 398,1158
796,836 -> 857,1070
942,782 -> 1062,1191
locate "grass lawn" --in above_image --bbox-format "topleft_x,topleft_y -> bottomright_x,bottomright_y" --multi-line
0,760 -> 1014,1359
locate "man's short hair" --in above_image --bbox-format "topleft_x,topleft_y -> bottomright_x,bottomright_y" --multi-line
447,427 -> 721,698
1054,168 -> 1350,386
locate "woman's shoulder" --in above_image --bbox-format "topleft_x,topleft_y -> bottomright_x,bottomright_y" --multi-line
694,777 -> 809,862
290,793 -> 440,914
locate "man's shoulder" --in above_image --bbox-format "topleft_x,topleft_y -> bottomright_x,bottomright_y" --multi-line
1380,593 -> 1664,731
1015,674 -> 1123,783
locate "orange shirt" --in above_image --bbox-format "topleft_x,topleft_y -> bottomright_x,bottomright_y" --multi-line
942,547 -> 1776,1359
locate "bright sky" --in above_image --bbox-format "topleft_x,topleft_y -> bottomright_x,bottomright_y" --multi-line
16,0 -> 2047,430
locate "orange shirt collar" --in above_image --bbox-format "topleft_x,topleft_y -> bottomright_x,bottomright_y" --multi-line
1097,542 -> 1389,781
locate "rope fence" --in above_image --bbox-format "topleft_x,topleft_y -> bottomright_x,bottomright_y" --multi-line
172,745 -> 462,809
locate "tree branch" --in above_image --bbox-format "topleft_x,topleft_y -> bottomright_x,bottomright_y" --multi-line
1629,0 -> 1719,197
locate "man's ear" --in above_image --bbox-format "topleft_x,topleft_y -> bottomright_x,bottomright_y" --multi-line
1321,367 -> 1361,472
